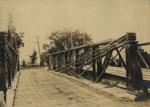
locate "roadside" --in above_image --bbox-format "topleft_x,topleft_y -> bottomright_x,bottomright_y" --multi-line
12,68 -> 150,107
48,69 -> 150,106
6,71 -> 20,107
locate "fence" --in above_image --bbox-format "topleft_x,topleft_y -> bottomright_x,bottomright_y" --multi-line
48,32 -> 150,97
0,31 -> 20,101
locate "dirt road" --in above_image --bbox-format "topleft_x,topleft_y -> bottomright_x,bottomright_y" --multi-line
13,68 -> 150,107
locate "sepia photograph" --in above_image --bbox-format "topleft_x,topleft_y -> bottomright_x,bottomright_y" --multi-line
0,0 -> 150,107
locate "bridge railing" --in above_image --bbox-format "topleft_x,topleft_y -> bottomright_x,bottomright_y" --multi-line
0,32 -> 20,101
49,32 -> 150,97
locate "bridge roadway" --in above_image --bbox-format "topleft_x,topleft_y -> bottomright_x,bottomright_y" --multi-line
13,67 -> 150,107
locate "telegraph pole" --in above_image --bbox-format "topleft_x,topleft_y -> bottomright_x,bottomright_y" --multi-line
83,17 -> 85,45
8,13 -> 13,44
36,36 -> 41,65
71,31 -> 73,48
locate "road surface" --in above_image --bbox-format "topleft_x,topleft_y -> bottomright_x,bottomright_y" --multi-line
13,67 -> 150,107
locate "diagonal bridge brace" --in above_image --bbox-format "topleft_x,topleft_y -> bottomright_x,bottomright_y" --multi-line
48,32 -> 149,99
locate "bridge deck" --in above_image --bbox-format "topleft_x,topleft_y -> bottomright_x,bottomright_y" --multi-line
13,67 -> 150,107
107,66 -> 150,81
83,66 -> 150,81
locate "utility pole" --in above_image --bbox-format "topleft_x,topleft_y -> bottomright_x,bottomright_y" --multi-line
36,36 -> 41,65
70,31 -> 73,48
8,13 -> 13,44
83,17 -> 85,45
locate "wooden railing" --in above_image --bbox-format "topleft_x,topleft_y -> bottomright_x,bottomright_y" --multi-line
48,32 -> 150,98
0,32 -> 20,101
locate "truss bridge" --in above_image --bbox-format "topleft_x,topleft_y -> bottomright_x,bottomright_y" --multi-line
48,32 -> 150,98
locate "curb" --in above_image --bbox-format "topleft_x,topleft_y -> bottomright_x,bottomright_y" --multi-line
0,91 -> 6,107
6,71 -> 21,107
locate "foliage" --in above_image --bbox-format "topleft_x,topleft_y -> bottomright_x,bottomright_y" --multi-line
43,29 -> 93,53
21,59 -> 26,67
42,29 -> 93,65
29,50 -> 38,64
40,52 -> 48,67
7,25 -> 24,49
15,32 -> 24,48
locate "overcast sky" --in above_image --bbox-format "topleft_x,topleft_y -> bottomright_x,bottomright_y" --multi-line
0,0 -> 150,63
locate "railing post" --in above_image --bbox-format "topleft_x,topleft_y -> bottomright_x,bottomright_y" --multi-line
59,53 -> 61,70
97,59 -> 103,80
126,33 -> 143,90
57,54 -> 60,71
55,54 -> 58,70
65,52 -> 67,66
53,55 -> 56,70
12,52 -> 15,80
69,51 -> 73,65
49,54 -> 53,70
96,46 -> 103,81
62,52 -> 67,73
0,32 -> 6,101
48,55 -> 50,70
61,53 -> 64,68
50,55 -> 54,70
75,49 -> 79,74
12,63 -> 14,80
17,56 -> 20,71
92,46 -> 96,82
8,62 -> 11,87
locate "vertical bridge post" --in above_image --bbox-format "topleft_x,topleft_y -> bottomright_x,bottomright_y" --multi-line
96,46 -> 103,81
53,55 -> 56,70
17,57 -> 20,71
126,33 -> 143,90
57,54 -> 59,71
75,49 -> 79,74
92,46 -> 96,82
65,52 -> 68,67
49,54 -> 53,70
48,55 -> 50,70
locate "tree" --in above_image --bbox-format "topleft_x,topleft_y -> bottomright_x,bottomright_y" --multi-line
40,52 -> 47,67
29,50 -> 38,65
15,32 -> 24,48
42,29 -> 93,65
7,27 -> 24,49
43,29 -> 93,53
21,59 -> 26,67
40,51 -> 49,66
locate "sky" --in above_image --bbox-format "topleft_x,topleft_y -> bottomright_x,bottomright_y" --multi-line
0,0 -> 150,64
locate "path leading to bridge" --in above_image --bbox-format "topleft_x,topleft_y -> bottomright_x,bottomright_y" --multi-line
13,67 -> 150,107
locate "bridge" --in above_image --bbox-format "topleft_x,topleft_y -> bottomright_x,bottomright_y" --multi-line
48,32 -> 150,87
0,32 -> 150,107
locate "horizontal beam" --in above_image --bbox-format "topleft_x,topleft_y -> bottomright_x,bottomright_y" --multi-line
137,42 -> 150,47
49,39 -> 113,56
49,34 -> 150,56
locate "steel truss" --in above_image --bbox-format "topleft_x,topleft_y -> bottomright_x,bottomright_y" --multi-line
49,33 -> 150,98
0,32 -> 20,101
